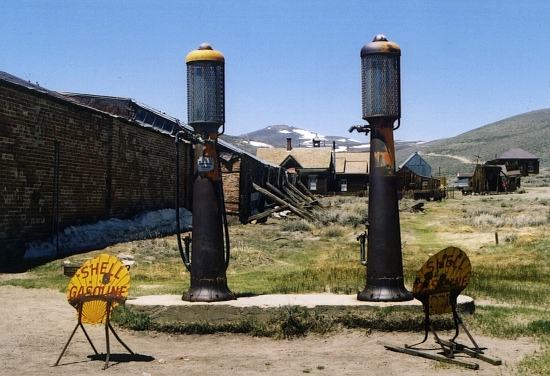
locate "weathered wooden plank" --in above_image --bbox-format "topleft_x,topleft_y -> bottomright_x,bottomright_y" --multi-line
253,183 -> 315,221
287,183 -> 317,204
266,182 -> 306,208
436,339 -> 502,366
247,205 -> 289,222
295,181 -> 326,209
382,343 -> 479,370
283,186 -> 309,206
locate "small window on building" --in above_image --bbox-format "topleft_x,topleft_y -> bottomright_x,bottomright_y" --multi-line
340,179 -> 348,192
308,175 -> 317,191
144,112 -> 155,125
527,162 -> 535,173
135,109 -> 147,122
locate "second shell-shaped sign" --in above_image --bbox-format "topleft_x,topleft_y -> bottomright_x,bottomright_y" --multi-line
413,247 -> 471,314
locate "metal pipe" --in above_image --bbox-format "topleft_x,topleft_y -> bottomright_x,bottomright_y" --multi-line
357,119 -> 412,301
175,131 -> 191,271
182,136 -> 234,301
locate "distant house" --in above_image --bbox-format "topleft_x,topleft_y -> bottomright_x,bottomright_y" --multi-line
398,152 -> 432,177
256,138 -> 334,194
334,152 -> 369,193
486,148 -> 539,176
397,152 -> 443,200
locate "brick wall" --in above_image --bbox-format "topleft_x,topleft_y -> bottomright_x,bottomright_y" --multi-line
0,83 -> 191,269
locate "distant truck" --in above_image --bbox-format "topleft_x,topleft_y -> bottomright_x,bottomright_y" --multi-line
451,173 -> 473,195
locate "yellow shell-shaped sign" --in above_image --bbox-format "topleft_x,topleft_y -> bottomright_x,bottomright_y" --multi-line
66,254 -> 130,324
413,246 -> 471,298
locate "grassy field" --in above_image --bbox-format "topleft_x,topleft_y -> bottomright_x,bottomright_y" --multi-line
2,172 -> 549,374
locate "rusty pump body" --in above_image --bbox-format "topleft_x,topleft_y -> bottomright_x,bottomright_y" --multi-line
181,43 -> 235,302
353,35 -> 413,302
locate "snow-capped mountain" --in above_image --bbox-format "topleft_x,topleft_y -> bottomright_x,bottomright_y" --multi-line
237,124 -> 421,152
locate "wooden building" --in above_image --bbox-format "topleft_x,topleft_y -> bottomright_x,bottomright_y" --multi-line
334,152 -> 369,194
486,148 -> 539,176
397,152 -> 443,200
256,138 -> 334,194
398,152 -> 432,177
470,164 -> 521,194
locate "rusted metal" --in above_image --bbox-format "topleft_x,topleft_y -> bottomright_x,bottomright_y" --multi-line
391,247 -> 502,369
55,295 -> 134,369
357,120 -> 412,301
182,135 -> 234,302
182,44 -> 234,302
353,35 -> 411,301
356,230 -> 367,266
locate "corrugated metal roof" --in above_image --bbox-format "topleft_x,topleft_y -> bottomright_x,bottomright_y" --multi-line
496,148 -> 538,160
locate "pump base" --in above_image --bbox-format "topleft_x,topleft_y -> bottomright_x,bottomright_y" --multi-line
357,277 -> 413,302
183,278 -> 236,302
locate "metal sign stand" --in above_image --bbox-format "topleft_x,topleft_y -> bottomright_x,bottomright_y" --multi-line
385,296 -> 501,370
55,295 -> 134,370
384,247 -> 502,370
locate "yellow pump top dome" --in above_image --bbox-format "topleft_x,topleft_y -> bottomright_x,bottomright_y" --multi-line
186,43 -> 225,63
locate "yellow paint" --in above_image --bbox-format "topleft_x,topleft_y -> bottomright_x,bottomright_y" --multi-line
186,48 -> 224,63
66,254 -> 130,324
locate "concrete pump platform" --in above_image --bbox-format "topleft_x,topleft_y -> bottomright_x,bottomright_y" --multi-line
126,294 -> 475,325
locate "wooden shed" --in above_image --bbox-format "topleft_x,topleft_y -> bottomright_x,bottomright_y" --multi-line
397,152 -> 443,200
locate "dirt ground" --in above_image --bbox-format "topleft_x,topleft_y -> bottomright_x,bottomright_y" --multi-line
0,285 -> 539,376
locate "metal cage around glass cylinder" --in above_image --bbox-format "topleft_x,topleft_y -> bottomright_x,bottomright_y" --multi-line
361,35 -> 401,121
186,43 -> 225,129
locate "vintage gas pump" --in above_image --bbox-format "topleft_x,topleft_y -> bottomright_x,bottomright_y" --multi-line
351,35 -> 413,301
179,43 -> 235,302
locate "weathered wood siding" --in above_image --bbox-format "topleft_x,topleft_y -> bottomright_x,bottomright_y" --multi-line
221,159 -> 241,214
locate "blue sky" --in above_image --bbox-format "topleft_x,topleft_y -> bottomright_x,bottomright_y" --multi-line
2,1 -> 550,141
